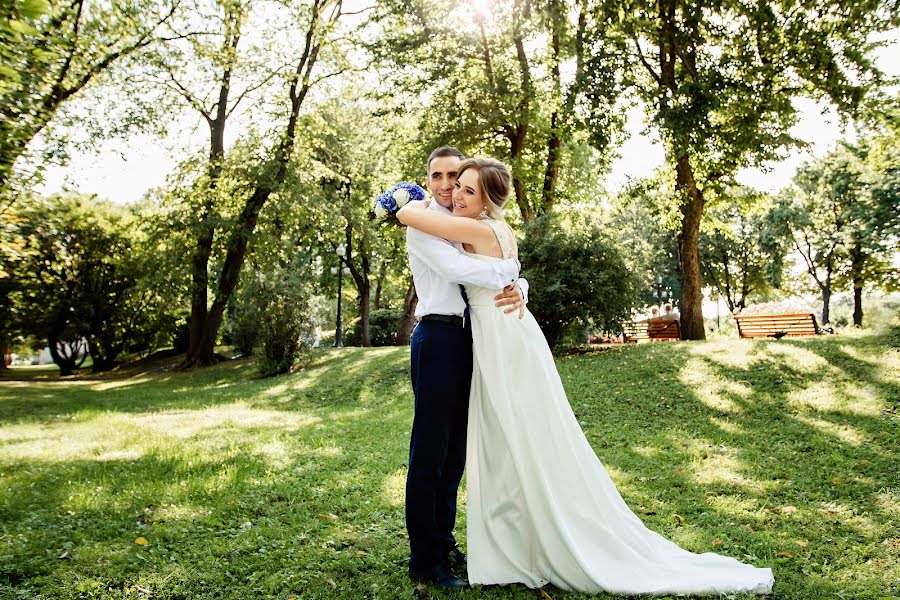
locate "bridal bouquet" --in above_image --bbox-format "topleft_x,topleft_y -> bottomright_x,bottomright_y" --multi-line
372,181 -> 426,222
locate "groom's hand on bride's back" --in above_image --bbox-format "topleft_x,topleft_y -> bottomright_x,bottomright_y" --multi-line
494,284 -> 525,319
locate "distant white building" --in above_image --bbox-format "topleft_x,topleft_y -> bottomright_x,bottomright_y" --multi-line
32,340 -> 88,365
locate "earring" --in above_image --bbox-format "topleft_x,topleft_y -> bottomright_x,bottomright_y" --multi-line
479,207 -> 490,220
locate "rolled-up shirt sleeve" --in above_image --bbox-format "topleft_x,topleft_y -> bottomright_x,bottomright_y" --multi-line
407,228 -> 520,289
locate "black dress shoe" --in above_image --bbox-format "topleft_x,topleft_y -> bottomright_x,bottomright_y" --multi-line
447,547 -> 467,572
409,563 -> 468,589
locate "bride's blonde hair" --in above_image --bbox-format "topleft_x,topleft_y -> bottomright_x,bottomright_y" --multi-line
457,157 -> 511,220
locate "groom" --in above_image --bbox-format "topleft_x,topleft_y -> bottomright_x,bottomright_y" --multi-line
405,146 -> 528,588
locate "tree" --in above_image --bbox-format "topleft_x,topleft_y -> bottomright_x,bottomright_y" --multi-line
699,188 -> 787,312
178,0 -> 346,366
848,121 -> 900,326
369,0 -> 622,222
779,135 -> 899,327
612,0 -> 896,339
0,0 -> 186,204
607,174 -> 682,310
777,150 -> 858,325
137,0 -> 298,365
301,93 -> 416,347
11,195 -> 163,374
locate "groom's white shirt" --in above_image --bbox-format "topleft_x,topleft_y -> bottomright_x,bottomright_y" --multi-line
406,201 -> 529,319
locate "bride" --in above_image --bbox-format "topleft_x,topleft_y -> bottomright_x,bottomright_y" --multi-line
396,157 -> 774,595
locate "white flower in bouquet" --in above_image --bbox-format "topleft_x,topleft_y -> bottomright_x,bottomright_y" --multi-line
373,199 -> 388,218
393,187 -> 410,207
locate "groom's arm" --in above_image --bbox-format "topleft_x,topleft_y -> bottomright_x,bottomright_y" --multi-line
407,228 -> 520,289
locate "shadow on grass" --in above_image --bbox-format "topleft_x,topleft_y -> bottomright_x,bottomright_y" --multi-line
0,347 -> 418,598
2,336 -> 897,599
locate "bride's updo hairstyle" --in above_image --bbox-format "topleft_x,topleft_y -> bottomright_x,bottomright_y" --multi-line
457,157 -> 511,220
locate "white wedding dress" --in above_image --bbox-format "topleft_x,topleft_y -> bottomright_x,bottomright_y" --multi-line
462,220 -> 774,595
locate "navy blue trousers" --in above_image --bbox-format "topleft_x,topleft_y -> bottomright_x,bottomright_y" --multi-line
406,319 -> 473,572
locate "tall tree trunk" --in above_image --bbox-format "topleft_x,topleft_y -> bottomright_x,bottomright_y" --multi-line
373,261 -> 386,311
821,283 -> 832,325
395,279 -> 418,345
674,155 -> 706,340
358,281 -> 371,346
0,332 -> 10,370
195,186 -> 274,362
508,127 -> 532,222
850,242 -> 865,327
187,0 -> 338,365
184,10 -> 242,366
509,0 -> 534,223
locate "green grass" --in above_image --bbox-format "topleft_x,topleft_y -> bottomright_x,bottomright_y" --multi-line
0,332 -> 898,599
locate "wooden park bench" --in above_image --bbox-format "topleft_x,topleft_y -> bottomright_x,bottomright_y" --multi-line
622,319 -> 681,342
734,313 -> 820,339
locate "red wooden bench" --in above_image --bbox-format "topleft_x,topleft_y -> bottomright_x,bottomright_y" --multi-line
622,319 -> 681,342
734,313 -> 820,339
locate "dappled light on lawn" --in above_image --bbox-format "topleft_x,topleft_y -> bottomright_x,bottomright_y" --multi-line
0,337 -> 897,598
381,468 -> 407,507
679,357 -> 748,413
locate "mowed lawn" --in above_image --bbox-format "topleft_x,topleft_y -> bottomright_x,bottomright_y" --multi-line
1,332 -> 898,600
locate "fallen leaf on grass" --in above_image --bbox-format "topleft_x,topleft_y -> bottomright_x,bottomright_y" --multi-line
778,506 -> 798,514
775,552 -> 793,558
675,467 -> 685,473
414,583 -> 428,598
711,538 -> 722,548
882,538 -> 900,547
135,585 -> 151,595
320,513 -> 339,520
539,588 -> 555,600
831,478 -> 843,485
795,540 -> 809,548
134,537 -> 149,545
324,576 -> 336,588
356,551 -> 366,557
672,514 -> 684,523
57,551 -> 71,560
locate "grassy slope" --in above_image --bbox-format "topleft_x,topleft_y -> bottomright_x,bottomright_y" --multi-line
0,332 -> 897,599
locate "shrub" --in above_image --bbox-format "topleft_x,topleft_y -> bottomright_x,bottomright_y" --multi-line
223,292 -> 260,357
245,267 -> 318,376
520,211 -> 637,349
346,308 -> 403,346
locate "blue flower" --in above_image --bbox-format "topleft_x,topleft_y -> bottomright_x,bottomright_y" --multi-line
373,181 -> 427,221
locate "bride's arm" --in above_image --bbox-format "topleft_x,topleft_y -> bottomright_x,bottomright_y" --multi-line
397,201 -> 493,246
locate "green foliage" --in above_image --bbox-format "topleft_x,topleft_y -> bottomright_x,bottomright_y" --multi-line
607,176 -> 682,307
347,308 -> 403,347
247,260 -> 318,377
699,187 -> 789,311
775,134 -> 900,323
0,0 -> 181,198
369,0 -> 623,221
7,195 -> 176,373
520,210 -> 636,349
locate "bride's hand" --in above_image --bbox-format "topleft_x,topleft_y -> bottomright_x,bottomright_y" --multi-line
406,199 -> 429,209
494,284 -> 525,319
